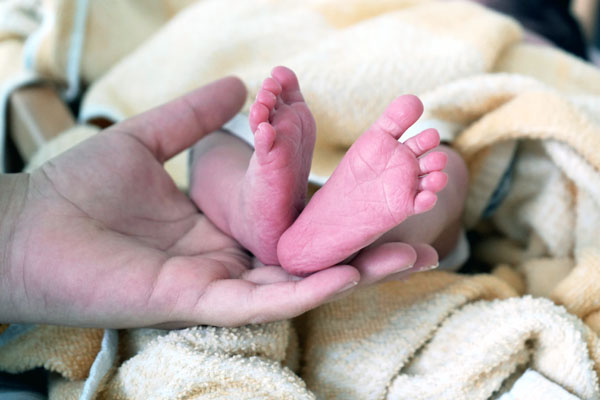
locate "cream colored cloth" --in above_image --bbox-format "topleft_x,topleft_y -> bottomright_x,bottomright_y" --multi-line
30,273 -> 600,400
498,369 -> 583,400
25,0 -> 196,97
3,1 -> 600,399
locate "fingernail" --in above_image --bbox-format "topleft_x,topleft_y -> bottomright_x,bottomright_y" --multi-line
414,263 -> 439,272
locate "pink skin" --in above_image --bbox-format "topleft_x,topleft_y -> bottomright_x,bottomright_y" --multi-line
191,67 -> 316,264
368,145 -> 469,260
277,95 -> 448,275
192,68 -> 451,277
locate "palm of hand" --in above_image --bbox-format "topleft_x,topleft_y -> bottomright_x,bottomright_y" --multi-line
5,78 -> 370,329
13,129 -> 250,328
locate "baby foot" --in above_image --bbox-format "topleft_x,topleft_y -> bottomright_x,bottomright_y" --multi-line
277,95 -> 447,275
232,66 -> 316,264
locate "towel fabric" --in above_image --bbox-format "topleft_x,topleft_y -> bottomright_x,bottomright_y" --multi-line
2,0 -> 600,398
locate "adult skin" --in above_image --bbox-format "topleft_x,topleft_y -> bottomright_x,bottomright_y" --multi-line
0,77 -> 432,329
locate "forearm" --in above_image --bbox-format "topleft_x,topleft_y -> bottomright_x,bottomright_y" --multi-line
0,173 -> 30,320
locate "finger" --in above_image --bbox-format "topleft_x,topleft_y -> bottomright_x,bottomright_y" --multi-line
411,243 -> 439,272
189,265 -> 360,327
114,76 -> 247,162
380,243 -> 439,282
350,242 -> 417,287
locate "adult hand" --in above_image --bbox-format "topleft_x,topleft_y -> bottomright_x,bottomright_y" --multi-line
0,77 -> 432,329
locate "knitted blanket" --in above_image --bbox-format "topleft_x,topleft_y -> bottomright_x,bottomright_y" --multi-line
2,0 -> 600,398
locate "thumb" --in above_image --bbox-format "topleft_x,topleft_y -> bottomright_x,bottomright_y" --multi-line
113,76 -> 247,162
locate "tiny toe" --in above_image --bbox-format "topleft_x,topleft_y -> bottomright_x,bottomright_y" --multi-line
271,66 -> 304,103
418,151 -> 448,174
262,77 -> 282,96
249,102 -> 270,133
371,94 -> 424,140
418,171 -> 448,192
254,122 -> 276,159
404,128 -> 441,156
256,89 -> 278,109
413,190 -> 438,214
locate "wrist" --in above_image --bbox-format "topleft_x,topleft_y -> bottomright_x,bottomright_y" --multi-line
0,173 -> 30,310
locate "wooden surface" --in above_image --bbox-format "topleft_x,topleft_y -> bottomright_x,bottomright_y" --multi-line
8,85 -> 75,161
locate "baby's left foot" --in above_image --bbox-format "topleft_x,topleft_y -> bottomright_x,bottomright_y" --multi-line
278,95 -> 447,275
230,66 -> 316,264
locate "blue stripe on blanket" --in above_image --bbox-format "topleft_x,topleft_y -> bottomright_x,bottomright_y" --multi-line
482,143 -> 519,218
0,324 -> 36,348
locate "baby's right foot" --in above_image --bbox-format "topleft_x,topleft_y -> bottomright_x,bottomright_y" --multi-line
230,66 -> 316,264
277,95 -> 447,275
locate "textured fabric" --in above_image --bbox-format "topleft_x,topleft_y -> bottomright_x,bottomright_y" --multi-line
0,326 -> 104,381
2,1 -> 600,399
498,369 -> 582,400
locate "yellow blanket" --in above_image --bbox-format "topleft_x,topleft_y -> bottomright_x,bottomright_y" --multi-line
2,0 -> 600,398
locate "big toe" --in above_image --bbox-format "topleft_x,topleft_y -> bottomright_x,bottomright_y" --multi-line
271,66 -> 304,104
369,95 -> 424,140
